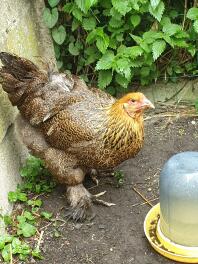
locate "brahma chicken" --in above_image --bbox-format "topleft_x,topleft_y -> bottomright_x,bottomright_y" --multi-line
0,52 -> 154,221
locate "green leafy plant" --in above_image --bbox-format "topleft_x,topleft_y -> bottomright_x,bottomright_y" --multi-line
43,0 -> 198,95
0,156 -> 56,263
113,170 -> 124,187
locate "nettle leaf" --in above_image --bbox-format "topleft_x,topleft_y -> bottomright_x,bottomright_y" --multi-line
98,70 -> 112,89
115,73 -> 129,88
162,23 -> 181,36
109,17 -> 124,28
43,8 -> 58,29
96,35 -> 109,54
112,0 -> 131,16
82,17 -> 96,31
129,46 -> 143,58
69,43 -> 80,56
149,1 -> 164,22
150,0 -> 160,9
52,26 -> 66,45
72,4 -> 83,21
75,0 -> 97,13
130,15 -> 141,28
141,66 -> 150,77
172,39 -> 188,48
63,3 -> 73,13
193,20 -> 198,33
130,34 -> 142,44
116,58 -> 131,79
110,7 -> 122,20
96,50 -> 115,70
48,0 -> 60,8
152,40 -> 166,60
187,7 -> 198,20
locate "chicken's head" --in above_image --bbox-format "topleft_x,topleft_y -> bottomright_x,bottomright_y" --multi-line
118,92 -> 155,118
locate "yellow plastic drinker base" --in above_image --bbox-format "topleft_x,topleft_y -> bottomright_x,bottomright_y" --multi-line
144,203 -> 198,263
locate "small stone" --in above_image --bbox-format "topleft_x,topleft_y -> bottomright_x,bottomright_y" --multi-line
75,223 -> 82,229
148,188 -> 152,192
110,248 -> 113,251
98,224 -> 105,229
191,120 -> 196,125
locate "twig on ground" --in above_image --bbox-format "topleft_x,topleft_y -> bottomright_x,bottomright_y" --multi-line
132,186 -> 153,207
36,230 -> 44,250
40,221 -> 53,230
132,197 -> 159,207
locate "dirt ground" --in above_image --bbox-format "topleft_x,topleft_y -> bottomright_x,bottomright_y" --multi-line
33,106 -> 198,264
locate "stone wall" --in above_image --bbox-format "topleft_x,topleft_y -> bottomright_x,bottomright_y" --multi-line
0,0 -> 55,232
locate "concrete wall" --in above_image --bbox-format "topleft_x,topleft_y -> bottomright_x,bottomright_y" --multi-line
0,0 -> 55,231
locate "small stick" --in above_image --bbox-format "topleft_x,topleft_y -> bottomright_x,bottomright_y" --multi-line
132,187 -> 153,207
132,197 -> 159,207
40,221 -> 52,230
36,230 -> 44,250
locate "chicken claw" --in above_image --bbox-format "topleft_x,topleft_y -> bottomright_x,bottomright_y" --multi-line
92,191 -> 116,207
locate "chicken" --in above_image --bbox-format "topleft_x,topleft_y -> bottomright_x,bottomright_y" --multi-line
0,52 -> 154,221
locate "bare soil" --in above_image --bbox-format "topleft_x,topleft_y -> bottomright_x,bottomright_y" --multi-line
35,106 -> 198,264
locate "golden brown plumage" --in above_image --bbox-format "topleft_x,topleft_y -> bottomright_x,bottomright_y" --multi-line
0,52 -> 154,221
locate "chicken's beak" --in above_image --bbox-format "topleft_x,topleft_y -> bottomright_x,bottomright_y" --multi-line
141,97 -> 155,109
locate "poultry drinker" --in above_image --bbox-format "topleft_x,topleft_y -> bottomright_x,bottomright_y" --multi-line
144,151 -> 198,263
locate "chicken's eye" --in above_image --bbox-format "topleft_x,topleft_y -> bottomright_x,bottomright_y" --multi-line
131,99 -> 136,103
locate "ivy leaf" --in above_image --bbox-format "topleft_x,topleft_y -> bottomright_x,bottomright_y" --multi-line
150,0 -> 160,9
57,60 -> 63,69
17,222 -> 36,238
98,70 -> 112,89
115,73 -> 129,88
69,43 -> 80,56
149,1 -> 164,22
72,18 -> 80,31
82,17 -> 96,31
8,191 -> 18,202
187,8 -> 198,20
43,8 -> 58,29
130,15 -> 141,28
52,26 -> 66,45
112,0 -> 131,16
32,248 -> 44,260
2,244 -> 11,262
41,211 -> 53,220
96,50 -> 115,70
152,39 -> 166,60
48,0 -> 60,8
193,20 -> 198,33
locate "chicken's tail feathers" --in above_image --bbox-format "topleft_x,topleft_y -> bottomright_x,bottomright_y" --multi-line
0,52 -> 48,106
